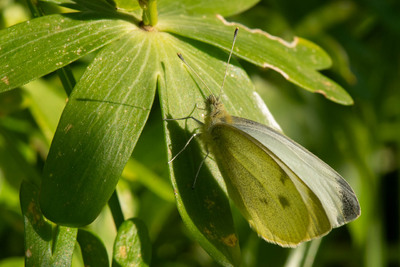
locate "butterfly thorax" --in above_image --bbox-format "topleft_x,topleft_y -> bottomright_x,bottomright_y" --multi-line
204,95 -> 232,128
201,95 -> 233,149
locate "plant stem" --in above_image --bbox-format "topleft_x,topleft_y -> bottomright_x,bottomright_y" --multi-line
139,0 -> 158,26
108,190 -> 125,229
26,0 -> 43,17
56,66 -> 75,96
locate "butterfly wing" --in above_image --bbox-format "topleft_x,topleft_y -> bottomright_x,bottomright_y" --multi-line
230,117 -> 361,228
208,122 -> 333,247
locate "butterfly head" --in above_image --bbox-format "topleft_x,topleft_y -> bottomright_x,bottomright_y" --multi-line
204,95 -> 232,126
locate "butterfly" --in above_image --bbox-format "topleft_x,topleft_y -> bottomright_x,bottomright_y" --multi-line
171,27 -> 360,247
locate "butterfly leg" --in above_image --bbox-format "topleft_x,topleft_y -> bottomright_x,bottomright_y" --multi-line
168,132 -> 201,163
164,116 -> 203,125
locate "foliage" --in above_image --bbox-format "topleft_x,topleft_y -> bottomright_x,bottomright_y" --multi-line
0,0 -> 399,266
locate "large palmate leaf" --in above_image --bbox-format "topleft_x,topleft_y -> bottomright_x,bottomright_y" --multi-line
0,0 -> 355,265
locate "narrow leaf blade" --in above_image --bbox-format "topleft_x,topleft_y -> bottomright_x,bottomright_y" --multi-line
158,0 -> 260,17
77,229 -> 109,267
40,32 -> 157,226
112,218 -> 152,267
0,13 -> 135,92
20,181 -> 77,266
158,15 -> 353,105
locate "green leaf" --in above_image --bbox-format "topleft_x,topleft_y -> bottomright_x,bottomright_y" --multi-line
20,181 -> 77,266
72,0 -> 117,12
39,0 -> 116,12
40,32 -> 157,226
10,3 -> 353,265
289,37 -> 333,70
112,218 -> 152,267
284,239 -> 321,267
0,12 -> 135,93
115,0 -> 141,11
158,0 -> 260,17
39,0 -> 75,5
136,191 -> 176,240
158,14 -> 353,105
77,229 -> 109,267
0,257 -> 24,267
0,130 -> 42,186
0,89 -> 25,116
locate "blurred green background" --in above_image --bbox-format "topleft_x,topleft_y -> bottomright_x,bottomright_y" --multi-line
0,0 -> 399,266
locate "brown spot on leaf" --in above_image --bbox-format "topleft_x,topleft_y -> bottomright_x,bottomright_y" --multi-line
25,248 -> 32,258
221,234 -> 238,247
118,246 -> 127,258
204,197 -> 215,209
64,124 -> 73,133
1,76 -> 9,85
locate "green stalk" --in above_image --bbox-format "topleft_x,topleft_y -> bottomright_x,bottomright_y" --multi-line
109,190 -> 125,229
56,66 -> 75,96
139,0 -> 158,26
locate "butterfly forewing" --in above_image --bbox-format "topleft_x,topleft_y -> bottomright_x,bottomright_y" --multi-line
230,117 -> 361,227
208,123 -> 332,247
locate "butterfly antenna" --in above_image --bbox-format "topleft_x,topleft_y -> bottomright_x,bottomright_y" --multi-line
219,27 -> 239,97
177,53 -> 213,96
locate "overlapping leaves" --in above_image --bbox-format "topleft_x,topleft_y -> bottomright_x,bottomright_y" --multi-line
0,0 -> 353,265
